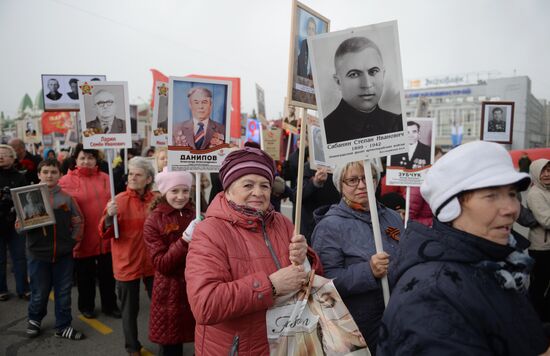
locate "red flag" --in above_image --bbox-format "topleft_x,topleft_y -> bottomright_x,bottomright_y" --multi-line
187,74 -> 241,139
41,112 -> 71,135
150,68 -> 169,109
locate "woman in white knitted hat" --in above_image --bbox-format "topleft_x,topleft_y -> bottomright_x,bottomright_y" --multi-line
378,141 -> 549,355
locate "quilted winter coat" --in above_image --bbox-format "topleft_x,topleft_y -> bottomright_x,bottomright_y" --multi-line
143,201 -> 196,344
408,186 -> 434,227
378,221 -> 548,355
58,166 -> 112,258
185,192 -> 322,356
98,188 -> 155,281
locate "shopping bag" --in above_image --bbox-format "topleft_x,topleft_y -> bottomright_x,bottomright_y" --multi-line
267,272 -> 371,356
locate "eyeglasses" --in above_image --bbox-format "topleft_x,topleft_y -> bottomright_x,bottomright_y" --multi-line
95,100 -> 114,108
342,175 -> 375,187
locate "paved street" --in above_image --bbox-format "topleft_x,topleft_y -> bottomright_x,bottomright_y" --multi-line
0,270 -> 158,356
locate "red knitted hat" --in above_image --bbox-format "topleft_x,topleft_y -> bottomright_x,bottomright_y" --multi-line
219,147 -> 276,190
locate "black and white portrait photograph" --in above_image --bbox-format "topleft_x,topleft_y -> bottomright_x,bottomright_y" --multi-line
282,98 -> 300,134
10,184 -> 55,231
386,117 -> 436,187
130,104 -> 138,137
287,0 -> 330,109
78,81 -> 131,149
481,101 -> 514,144
308,20 -> 407,163
152,81 -> 169,146
41,74 -> 106,111
22,118 -> 40,144
308,124 -> 334,171
256,83 -> 267,125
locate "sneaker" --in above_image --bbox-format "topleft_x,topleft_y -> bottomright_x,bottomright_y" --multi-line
26,320 -> 41,338
55,326 -> 85,340
0,293 -> 9,302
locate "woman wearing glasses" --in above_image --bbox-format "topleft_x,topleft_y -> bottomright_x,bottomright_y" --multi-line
311,161 -> 403,356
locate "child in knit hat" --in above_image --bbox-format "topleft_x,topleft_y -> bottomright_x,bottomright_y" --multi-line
143,168 -> 200,354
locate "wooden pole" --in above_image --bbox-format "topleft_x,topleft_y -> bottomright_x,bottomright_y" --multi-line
293,108 -> 307,236
363,160 -> 390,306
195,172 -> 201,220
106,149 -> 119,239
285,132 -> 292,160
404,186 -> 411,228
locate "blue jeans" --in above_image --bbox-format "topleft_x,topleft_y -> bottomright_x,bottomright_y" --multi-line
0,228 -> 28,295
28,254 -> 74,330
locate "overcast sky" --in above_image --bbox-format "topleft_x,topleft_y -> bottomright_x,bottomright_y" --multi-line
1,0 -> 549,119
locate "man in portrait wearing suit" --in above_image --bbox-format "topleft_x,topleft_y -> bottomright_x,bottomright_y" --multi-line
488,107 -> 506,132
390,121 -> 431,169
323,36 -> 403,144
297,17 -> 316,79
172,87 -> 225,149
86,89 -> 126,134
46,79 -> 63,101
67,78 -> 79,100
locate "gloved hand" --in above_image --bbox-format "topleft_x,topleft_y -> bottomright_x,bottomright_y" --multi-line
182,217 -> 202,242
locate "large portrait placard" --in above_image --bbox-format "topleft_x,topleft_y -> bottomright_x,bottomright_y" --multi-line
78,81 -> 132,149
309,21 -> 407,165
287,1 -> 330,110
151,81 -> 169,146
307,115 -> 335,172
262,126 -> 282,161
386,117 -> 436,187
480,101 -> 514,144
41,74 -> 106,112
167,77 -> 234,172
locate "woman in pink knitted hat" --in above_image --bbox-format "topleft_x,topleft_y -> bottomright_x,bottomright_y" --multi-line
143,168 -> 200,356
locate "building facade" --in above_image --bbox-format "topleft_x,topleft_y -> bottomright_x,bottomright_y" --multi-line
403,75 -> 548,150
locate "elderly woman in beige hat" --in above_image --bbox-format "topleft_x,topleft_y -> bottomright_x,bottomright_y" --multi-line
378,141 -> 549,355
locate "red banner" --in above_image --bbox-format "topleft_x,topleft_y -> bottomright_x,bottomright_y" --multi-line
150,68 -> 169,110
150,69 -> 242,139
41,112 -> 71,135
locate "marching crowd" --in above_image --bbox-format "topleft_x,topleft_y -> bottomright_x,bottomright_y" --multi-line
1,138 -> 549,356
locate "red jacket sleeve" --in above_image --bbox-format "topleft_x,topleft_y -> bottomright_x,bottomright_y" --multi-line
185,222 -> 275,325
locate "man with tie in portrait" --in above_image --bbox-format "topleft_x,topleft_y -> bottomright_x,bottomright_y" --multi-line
172,87 -> 225,149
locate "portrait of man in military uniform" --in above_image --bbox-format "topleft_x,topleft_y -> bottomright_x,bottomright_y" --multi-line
487,107 -> 506,132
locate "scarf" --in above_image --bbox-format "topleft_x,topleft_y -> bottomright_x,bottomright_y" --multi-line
227,199 -> 273,218
474,234 -> 534,293
343,196 -> 369,212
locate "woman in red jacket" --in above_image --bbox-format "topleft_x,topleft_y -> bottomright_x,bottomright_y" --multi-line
58,144 -> 119,319
99,157 -> 156,356
185,147 -> 318,356
143,169 -> 199,356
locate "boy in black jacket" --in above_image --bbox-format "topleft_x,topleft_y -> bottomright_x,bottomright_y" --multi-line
21,159 -> 85,340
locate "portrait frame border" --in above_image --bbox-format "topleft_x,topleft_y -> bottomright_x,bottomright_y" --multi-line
286,0 -> 330,110
10,183 -> 56,231
480,101 -> 515,144
41,74 -> 107,112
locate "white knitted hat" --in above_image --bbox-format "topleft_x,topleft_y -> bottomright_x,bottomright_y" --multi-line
421,141 -> 530,222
